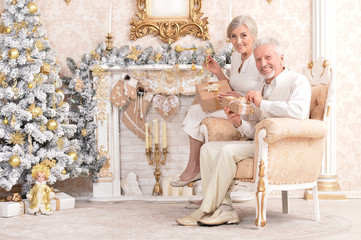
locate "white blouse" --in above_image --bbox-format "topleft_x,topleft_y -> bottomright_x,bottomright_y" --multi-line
229,51 -> 264,96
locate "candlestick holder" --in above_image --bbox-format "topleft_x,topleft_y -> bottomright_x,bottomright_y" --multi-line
145,144 -> 168,195
105,33 -> 113,51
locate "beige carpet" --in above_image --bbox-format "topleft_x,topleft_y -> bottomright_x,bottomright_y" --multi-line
0,200 -> 351,240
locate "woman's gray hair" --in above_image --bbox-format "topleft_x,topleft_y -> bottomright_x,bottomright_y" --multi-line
253,37 -> 284,57
227,15 -> 258,40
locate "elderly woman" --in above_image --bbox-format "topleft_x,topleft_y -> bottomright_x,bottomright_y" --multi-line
171,15 -> 263,187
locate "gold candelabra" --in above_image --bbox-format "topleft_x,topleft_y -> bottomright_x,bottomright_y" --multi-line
105,33 -> 113,51
146,144 -> 168,195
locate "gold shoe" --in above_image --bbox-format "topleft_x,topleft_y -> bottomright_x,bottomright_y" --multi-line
197,208 -> 239,226
176,209 -> 209,226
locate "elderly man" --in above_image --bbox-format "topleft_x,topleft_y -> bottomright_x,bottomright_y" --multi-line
176,37 -> 311,226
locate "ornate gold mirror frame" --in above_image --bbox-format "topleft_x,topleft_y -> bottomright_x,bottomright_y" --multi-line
130,0 -> 209,44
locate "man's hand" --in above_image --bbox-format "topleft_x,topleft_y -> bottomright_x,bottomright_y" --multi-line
217,91 -> 241,101
245,90 -> 263,107
225,107 -> 242,128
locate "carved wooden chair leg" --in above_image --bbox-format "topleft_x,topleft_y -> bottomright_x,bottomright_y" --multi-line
255,191 -> 267,227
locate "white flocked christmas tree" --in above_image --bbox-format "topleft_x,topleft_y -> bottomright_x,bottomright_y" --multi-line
0,0 -> 82,193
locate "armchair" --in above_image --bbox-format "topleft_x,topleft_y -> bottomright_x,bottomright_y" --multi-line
200,59 -> 331,227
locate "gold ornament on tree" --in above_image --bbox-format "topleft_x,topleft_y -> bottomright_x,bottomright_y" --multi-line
35,40 -> 44,50
8,48 -> 19,59
9,130 -> 25,145
57,137 -> 64,150
67,151 -> 78,161
28,135 -> 33,156
39,121 -> 46,132
42,158 -> 57,168
3,117 -> 9,125
47,119 -> 58,131
61,169 -> 67,175
26,48 -> 35,62
27,2 -> 38,14
9,155 -> 21,167
75,78 -> 84,92
33,73 -> 44,86
81,129 -> 87,137
41,63 -> 51,75
28,82 -> 34,89
55,89 -> 64,95
11,115 -> 16,128
27,103 -> 42,118
11,78 -> 19,99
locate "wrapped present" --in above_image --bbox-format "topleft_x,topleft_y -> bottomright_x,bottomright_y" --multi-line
196,80 -> 232,112
0,190 -> 75,218
222,96 -> 255,115
0,200 -> 26,218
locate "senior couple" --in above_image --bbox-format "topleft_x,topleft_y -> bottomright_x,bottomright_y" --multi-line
174,15 -> 311,227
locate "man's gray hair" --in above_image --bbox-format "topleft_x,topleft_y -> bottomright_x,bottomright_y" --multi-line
227,15 -> 258,40
253,37 -> 284,57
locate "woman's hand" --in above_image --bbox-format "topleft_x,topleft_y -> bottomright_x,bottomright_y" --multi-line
225,107 -> 242,128
203,56 -> 222,76
217,91 -> 241,101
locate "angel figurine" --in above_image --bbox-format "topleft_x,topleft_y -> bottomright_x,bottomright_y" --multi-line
26,164 -> 55,215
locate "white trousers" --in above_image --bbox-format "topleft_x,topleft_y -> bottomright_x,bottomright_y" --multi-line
199,140 -> 255,213
181,104 -> 227,142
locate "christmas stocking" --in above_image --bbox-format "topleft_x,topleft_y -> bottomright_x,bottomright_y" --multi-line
110,75 -> 138,108
122,91 -> 153,139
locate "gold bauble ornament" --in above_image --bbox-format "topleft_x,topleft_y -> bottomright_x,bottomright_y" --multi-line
9,155 -> 21,167
3,117 -> 9,125
61,169 -> 67,175
27,2 -> 37,14
68,151 -> 78,161
81,129 -> 87,136
6,27 -> 11,34
55,89 -> 64,95
28,82 -> 34,88
8,48 -> 19,59
47,119 -> 58,131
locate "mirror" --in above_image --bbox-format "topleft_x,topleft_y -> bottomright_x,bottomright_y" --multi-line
150,0 -> 189,17
130,0 -> 209,44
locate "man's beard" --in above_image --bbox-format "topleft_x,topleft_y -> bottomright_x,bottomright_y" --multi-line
261,65 -> 275,79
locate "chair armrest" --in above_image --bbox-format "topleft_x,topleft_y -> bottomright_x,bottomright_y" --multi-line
256,118 -> 328,144
200,117 -> 244,142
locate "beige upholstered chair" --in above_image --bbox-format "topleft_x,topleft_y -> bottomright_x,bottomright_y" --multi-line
200,59 -> 331,227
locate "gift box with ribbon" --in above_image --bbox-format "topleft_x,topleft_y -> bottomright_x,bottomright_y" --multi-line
195,80 -> 232,112
0,190 -> 75,218
222,96 -> 255,115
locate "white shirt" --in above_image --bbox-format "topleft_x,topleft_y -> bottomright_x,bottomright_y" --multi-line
229,51 -> 263,96
238,68 -> 311,139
